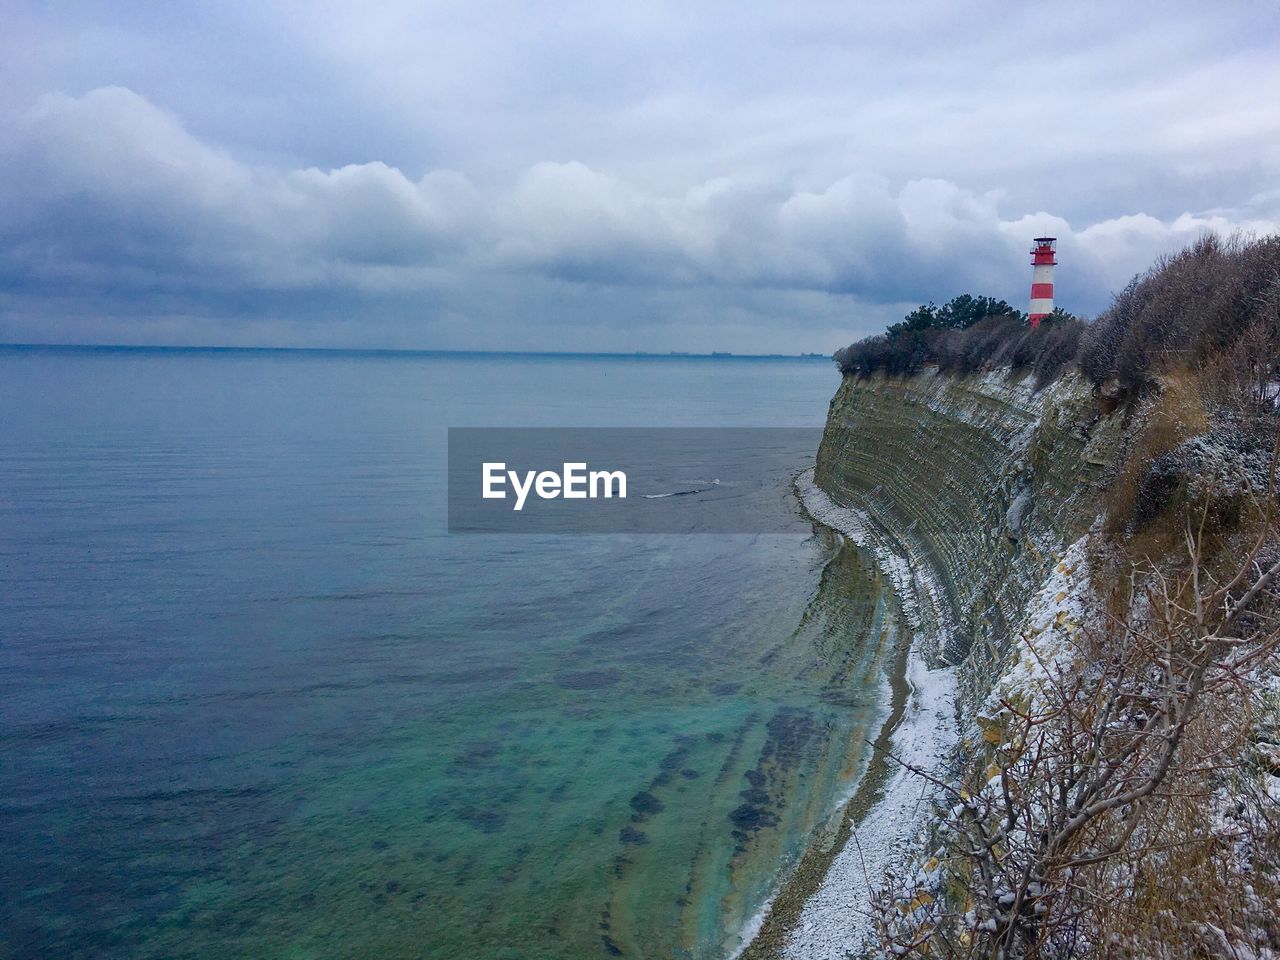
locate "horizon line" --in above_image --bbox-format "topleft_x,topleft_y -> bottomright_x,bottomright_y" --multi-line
0,342 -> 833,360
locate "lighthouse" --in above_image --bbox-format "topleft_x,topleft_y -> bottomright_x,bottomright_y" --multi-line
1027,237 -> 1057,328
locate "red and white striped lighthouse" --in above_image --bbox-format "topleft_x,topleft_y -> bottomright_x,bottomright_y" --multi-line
1027,237 -> 1057,328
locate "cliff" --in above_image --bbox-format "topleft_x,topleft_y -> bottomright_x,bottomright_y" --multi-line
813,367 -> 1124,688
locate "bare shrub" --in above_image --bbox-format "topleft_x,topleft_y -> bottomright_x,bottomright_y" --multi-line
873,502 -> 1280,959
1030,321 -> 1084,387
835,331 -> 939,378
1080,234 -> 1280,394
835,314 -> 1084,384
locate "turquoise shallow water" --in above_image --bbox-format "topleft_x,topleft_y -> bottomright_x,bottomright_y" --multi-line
0,347 -> 892,959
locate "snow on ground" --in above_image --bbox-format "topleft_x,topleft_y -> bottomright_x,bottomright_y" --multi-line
789,470 -> 959,958
784,645 -> 957,960
985,535 -> 1092,714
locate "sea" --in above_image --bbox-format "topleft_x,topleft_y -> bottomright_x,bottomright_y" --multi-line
0,346 -> 895,960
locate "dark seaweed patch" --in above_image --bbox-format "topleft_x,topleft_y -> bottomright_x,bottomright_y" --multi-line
652,741 -> 696,786
618,825 -> 649,845
453,739 -> 502,768
727,708 -> 820,849
819,688 -> 861,707
456,805 -> 506,833
629,791 -> 663,817
764,707 -> 819,764
729,802 -> 780,834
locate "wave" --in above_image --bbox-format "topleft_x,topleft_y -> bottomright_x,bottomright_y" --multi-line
641,478 -> 720,499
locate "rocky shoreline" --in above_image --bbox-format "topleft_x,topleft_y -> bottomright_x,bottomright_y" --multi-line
735,473 -> 958,960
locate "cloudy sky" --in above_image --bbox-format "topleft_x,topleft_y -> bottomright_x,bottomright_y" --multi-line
2,1 -> 1278,353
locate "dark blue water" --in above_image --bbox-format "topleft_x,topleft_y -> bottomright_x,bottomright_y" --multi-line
0,347 -> 892,959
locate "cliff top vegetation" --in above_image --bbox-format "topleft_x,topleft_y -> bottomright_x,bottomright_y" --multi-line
834,233 -> 1280,399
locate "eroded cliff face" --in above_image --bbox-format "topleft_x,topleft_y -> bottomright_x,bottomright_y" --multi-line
760,367 -> 1135,959
813,368 -> 1126,689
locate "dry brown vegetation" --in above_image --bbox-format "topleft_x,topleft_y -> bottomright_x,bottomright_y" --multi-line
1080,234 -> 1280,395
873,486 -> 1280,958
834,314 -> 1085,388
1102,368 -> 1209,550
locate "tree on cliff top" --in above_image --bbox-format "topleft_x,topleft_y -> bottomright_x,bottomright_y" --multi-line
889,294 -> 1022,336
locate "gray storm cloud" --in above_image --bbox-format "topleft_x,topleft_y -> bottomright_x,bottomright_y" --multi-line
2,0 -> 1279,356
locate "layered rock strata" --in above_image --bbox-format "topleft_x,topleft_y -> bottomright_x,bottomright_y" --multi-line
813,368 -> 1125,694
